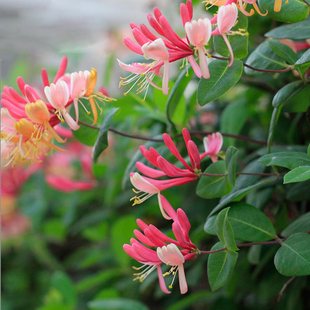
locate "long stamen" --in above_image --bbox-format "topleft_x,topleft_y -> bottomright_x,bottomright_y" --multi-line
132,264 -> 157,282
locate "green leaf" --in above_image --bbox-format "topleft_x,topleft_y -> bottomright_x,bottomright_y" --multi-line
259,0 -> 309,23
204,216 -> 217,235
259,152 -> 310,169
267,40 -> 298,65
282,213 -> 310,237
88,298 -> 149,310
225,146 -> 239,186
213,13 -> 248,59
207,242 -> 238,291
72,99 -> 105,146
209,177 -> 275,217
282,85 -> 310,113
166,66 -> 193,133
220,98 -> 248,146
111,215 -> 137,266
308,144 -> 310,157
76,269 -> 122,293
51,271 -> 77,308
215,208 -> 239,251
267,107 -> 282,152
197,59 -> 243,106
92,108 -> 119,162
295,48 -> 310,66
284,166 -> 310,184
272,81 -> 304,108
244,41 -> 288,76
166,291 -> 214,310
228,203 -> 278,241
265,18 -> 310,40
196,161 -> 232,199
274,233 -> 310,276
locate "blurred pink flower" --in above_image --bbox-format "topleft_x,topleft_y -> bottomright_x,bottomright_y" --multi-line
45,141 -> 95,192
1,164 -> 40,239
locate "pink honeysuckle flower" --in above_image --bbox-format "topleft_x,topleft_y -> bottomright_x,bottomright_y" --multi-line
44,80 -> 80,130
45,141 -> 95,193
130,172 -> 194,219
157,244 -> 187,294
70,70 -> 90,124
1,56 -> 68,121
201,132 -> 223,162
119,1 -> 195,96
130,128 -> 223,208
123,197 -> 197,294
117,60 -> 164,100
185,18 -> 212,79
141,38 -> 170,95
1,58 -> 70,167
211,3 -> 240,66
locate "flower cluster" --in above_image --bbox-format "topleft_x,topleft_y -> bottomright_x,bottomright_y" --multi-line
130,128 -> 223,218
1,56 -> 113,168
124,129 -> 223,293
118,0 -> 245,97
123,195 -> 198,294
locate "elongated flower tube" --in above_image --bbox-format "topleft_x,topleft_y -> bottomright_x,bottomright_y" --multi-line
185,18 -> 212,79
130,128 -> 223,208
157,244 -> 187,294
211,3 -> 239,66
44,81 -> 79,130
123,197 -> 197,294
142,38 -> 170,95
119,1 -> 194,96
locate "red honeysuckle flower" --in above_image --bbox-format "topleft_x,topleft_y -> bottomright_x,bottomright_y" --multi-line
130,128 -> 223,212
123,195 -> 197,294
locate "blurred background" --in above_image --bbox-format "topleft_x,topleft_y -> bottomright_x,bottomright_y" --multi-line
2,1 -> 309,310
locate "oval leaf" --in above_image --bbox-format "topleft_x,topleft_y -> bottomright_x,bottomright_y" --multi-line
259,152 -> 310,169
228,203 -> 277,241
274,233 -> 310,276
259,0 -> 309,23
196,161 -> 232,199
197,59 -> 243,106
215,208 -> 239,251
295,48 -> 310,66
92,108 -> 119,162
265,18 -> 310,40
284,166 -> 310,184
207,242 -> 238,291
244,41 -> 288,76
281,212 -> 310,237
225,146 -> 239,186
88,298 -> 149,310
272,81 -> 304,108
267,40 -> 298,65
